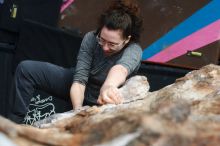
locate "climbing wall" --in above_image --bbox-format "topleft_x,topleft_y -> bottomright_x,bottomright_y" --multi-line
58,0 -> 219,69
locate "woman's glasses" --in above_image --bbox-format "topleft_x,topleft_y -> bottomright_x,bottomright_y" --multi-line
96,34 -> 126,51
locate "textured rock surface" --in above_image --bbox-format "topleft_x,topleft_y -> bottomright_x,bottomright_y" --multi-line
1,64 -> 220,146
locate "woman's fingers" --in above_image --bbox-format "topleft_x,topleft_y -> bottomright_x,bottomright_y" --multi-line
103,94 -> 115,104
98,94 -> 115,105
110,88 -> 124,104
97,97 -> 104,105
97,86 -> 124,105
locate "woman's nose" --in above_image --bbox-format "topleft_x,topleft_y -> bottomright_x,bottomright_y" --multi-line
102,44 -> 110,52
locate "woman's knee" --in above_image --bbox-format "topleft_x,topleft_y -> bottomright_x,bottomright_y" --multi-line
16,60 -> 38,76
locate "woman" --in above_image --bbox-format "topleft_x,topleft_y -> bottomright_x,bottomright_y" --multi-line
8,0 -> 143,123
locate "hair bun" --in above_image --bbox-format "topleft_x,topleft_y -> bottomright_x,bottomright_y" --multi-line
108,0 -> 140,16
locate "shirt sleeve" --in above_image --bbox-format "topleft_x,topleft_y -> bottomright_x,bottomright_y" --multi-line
116,43 -> 142,75
73,31 -> 96,85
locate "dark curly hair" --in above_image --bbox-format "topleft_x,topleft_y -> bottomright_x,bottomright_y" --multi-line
96,0 -> 143,43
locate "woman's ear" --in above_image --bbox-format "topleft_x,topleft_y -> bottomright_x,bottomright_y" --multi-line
125,35 -> 131,44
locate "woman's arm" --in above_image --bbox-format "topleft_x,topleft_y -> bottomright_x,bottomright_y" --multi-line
70,31 -> 95,109
97,44 -> 142,105
70,82 -> 86,110
97,64 -> 128,104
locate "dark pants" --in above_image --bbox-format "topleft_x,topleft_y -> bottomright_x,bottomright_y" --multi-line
7,60 -> 74,123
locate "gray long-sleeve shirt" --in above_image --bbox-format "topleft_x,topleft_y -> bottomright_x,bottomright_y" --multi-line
73,31 -> 142,105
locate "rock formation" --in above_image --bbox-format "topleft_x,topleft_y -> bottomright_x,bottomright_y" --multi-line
1,64 -> 220,146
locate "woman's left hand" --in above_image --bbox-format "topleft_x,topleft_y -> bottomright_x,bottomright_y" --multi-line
97,85 -> 123,105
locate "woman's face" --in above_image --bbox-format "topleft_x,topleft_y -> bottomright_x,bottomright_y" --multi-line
97,26 -> 129,56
